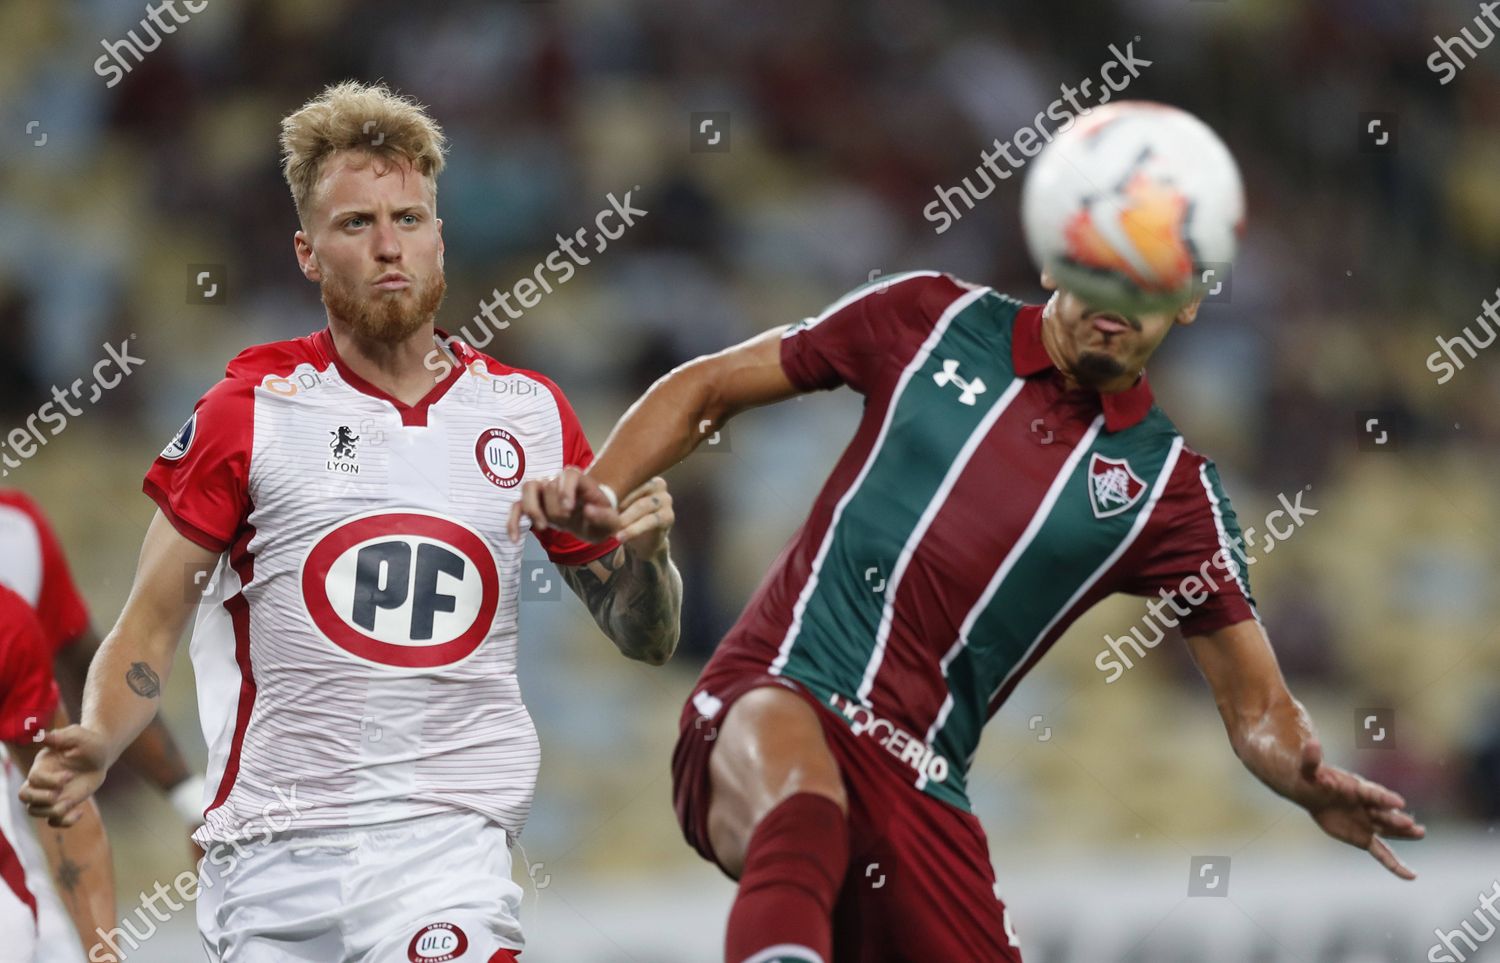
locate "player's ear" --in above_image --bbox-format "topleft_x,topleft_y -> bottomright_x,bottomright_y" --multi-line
295,230 -> 321,282
1039,270 -> 1058,292
1175,296 -> 1203,327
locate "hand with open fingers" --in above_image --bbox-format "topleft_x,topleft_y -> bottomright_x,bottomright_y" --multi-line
18,725 -> 111,828
506,466 -> 619,544
1290,740 -> 1425,879
608,477 -> 674,557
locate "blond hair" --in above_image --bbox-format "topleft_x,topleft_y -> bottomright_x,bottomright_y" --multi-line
279,81 -> 448,224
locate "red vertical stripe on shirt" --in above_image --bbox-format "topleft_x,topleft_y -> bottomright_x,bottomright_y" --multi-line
205,525 -> 258,817
0,829 -> 36,922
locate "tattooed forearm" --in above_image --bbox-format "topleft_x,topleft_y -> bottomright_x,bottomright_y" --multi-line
53,833 -> 83,898
559,546 -> 682,665
125,661 -> 161,699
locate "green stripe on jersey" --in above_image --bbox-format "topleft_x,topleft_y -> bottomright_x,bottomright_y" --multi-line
773,291 -> 1025,706
925,413 -> 1182,808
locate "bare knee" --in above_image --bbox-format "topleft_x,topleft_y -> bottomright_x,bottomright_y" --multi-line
706,687 -> 847,877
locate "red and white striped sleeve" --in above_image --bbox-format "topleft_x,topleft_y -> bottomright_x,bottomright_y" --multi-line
0,492 -> 90,653
0,587 -> 59,744
143,378 -> 255,554
531,375 -> 621,567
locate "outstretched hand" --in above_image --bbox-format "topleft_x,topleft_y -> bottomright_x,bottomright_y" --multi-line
1284,739 -> 1424,879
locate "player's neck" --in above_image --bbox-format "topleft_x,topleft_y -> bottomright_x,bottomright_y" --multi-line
1039,301 -> 1139,395
327,321 -> 448,406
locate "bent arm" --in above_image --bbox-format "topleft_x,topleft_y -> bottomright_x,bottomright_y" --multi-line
1186,618 -> 1311,793
10,709 -> 115,955
556,477 -> 683,666
586,326 -> 805,498
1187,618 -> 1423,878
55,624 -> 192,795
558,544 -> 681,666
84,511 -> 219,768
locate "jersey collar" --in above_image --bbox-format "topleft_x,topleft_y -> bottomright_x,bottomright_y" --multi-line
312,328 -> 465,427
1011,304 -> 1155,433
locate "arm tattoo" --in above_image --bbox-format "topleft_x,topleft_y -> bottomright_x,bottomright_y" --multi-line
53,832 -> 83,903
558,546 -> 682,665
126,661 -> 161,699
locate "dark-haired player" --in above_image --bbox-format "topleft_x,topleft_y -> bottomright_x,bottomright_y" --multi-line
515,269 -> 1424,962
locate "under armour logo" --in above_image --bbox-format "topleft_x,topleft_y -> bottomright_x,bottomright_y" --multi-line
933,359 -> 986,405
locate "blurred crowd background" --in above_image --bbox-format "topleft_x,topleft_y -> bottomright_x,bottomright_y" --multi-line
2,0 -> 1498,959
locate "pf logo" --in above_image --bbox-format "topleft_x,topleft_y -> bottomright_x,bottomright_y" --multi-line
408,922 -> 469,962
301,511 -> 500,669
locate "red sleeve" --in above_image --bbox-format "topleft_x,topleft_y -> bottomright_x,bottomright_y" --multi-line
0,590 -> 59,744
1122,454 -> 1258,638
3,495 -> 89,652
533,377 -> 620,566
778,272 -> 967,395
143,378 -> 254,553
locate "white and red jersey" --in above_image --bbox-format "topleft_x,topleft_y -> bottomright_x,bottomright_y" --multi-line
145,329 -> 617,844
0,490 -> 90,654
0,586 -> 83,963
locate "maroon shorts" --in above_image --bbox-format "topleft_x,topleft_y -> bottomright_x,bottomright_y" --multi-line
671,669 -> 1024,963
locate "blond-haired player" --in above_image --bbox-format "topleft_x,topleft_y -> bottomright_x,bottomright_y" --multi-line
22,81 -> 682,962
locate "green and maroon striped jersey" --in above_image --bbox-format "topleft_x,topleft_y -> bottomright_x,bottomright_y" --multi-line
702,271 -> 1258,811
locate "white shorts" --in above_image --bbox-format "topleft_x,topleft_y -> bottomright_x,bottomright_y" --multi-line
0,856 -> 85,963
0,757 -> 85,963
197,810 -> 524,962
0,882 -> 37,963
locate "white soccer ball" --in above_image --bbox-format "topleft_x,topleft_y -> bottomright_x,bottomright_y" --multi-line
1021,100 -> 1244,315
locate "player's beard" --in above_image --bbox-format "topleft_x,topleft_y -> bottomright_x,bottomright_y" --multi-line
321,269 -> 447,345
1071,348 -> 1130,387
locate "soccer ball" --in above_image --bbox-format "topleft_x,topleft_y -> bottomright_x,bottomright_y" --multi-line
1021,100 -> 1244,315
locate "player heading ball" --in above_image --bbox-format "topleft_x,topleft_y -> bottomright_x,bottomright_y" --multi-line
514,105 -> 1424,963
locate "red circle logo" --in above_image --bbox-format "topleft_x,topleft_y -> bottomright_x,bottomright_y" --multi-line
476,428 -> 525,489
408,922 -> 469,962
301,511 -> 500,669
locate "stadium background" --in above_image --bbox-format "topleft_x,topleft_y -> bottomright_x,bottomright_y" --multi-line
2,0 -> 1498,959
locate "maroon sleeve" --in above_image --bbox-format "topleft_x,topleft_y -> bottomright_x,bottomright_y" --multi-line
1122,453 -> 1258,638
5,494 -> 89,652
533,377 -> 620,567
778,272 -> 969,396
0,589 -> 59,744
143,378 -> 255,553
